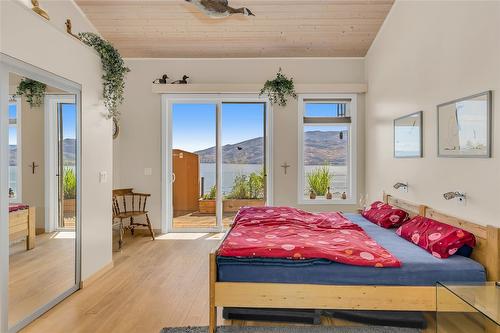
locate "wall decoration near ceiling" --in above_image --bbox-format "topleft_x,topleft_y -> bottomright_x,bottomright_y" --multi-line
394,111 -> 423,158
172,75 -> 190,84
437,91 -> 492,158
31,0 -> 49,20
77,32 -> 130,121
185,0 -> 254,18
153,74 -> 170,84
260,68 -> 297,107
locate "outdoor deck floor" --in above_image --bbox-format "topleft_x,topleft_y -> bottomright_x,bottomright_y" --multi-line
173,212 -> 235,229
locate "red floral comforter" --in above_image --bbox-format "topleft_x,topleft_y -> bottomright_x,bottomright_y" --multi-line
9,203 -> 29,213
219,206 -> 401,268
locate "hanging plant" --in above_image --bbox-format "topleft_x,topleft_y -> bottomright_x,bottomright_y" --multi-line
259,68 -> 297,107
16,78 -> 46,108
78,32 -> 130,120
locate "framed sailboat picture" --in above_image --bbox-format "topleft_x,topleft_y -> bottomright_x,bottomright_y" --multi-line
437,91 -> 492,158
394,111 -> 423,158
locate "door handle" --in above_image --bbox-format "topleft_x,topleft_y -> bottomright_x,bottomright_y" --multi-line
172,173 -> 176,183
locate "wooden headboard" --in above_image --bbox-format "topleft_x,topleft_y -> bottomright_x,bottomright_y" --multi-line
383,193 -> 500,281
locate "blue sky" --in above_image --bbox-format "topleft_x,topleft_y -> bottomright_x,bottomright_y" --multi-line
172,103 -> 265,152
61,103 -> 77,139
171,103 -> 348,151
9,102 -> 76,144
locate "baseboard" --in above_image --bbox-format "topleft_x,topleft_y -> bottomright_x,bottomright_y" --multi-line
79,261 -> 114,289
35,228 -> 45,235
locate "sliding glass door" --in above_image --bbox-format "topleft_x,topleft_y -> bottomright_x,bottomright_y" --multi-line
171,103 -> 218,230
221,103 -> 266,227
165,98 -> 269,232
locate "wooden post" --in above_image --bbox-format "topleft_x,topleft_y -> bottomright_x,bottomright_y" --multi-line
383,191 -> 389,204
418,205 -> 427,217
27,207 -> 36,250
209,251 -> 217,333
486,225 -> 500,281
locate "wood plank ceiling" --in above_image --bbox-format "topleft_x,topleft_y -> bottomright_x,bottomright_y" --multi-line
75,0 -> 394,58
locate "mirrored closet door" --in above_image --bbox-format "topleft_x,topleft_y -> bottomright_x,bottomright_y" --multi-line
2,61 -> 81,332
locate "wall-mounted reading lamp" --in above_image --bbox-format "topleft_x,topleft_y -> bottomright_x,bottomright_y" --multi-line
443,191 -> 467,205
393,182 -> 408,192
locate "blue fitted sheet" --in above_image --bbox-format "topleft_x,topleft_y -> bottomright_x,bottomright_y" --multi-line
217,213 -> 486,286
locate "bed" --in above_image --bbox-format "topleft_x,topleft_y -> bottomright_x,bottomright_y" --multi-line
9,203 -> 35,250
208,194 -> 500,333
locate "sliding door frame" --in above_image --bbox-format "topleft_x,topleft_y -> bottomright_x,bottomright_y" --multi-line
0,53 -> 82,333
161,94 -> 273,234
44,95 -> 77,233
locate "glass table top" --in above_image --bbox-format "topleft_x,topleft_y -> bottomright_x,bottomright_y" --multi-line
437,281 -> 500,326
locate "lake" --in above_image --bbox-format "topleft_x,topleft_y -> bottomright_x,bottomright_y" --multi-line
200,163 -> 348,196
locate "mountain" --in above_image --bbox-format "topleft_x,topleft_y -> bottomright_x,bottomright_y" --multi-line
194,131 -> 347,165
195,137 -> 264,164
9,138 -> 76,166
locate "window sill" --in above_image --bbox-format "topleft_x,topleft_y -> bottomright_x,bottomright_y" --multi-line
298,198 -> 357,205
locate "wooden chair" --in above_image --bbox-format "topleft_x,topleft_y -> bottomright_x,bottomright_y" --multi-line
112,188 -> 155,249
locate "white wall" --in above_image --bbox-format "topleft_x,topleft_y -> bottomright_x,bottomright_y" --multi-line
365,1 -> 500,227
114,58 -> 366,230
1,0 -> 113,283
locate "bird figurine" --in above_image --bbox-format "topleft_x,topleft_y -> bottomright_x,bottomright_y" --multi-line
171,75 -> 190,84
185,0 -> 255,18
31,0 -> 50,20
153,74 -> 170,84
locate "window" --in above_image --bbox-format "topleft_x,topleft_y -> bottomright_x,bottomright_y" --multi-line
298,95 -> 356,204
8,95 -> 21,202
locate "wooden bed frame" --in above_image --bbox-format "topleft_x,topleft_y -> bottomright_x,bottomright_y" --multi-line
208,194 -> 500,333
9,206 -> 36,250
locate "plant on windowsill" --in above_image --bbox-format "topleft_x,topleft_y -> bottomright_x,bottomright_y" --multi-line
259,68 -> 297,107
307,165 -> 334,199
78,32 -> 130,121
16,78 -> 47,108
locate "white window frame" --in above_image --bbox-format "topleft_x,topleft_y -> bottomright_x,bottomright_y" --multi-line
297,94 -> 357,205
161,94 -> 273,233
8,95 -> 21,203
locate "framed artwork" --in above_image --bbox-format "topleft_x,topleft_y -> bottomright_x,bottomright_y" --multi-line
394,111 -> 423,158
437,91 -> 492,158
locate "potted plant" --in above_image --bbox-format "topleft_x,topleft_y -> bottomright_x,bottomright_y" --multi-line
223,171 -> 266,212
78,32 -> 130,121
199,185 -> 217,214
259,68 -> 297,107
16,78 -> 47,108
63,168 -> 77,219
306,165 -> 334,199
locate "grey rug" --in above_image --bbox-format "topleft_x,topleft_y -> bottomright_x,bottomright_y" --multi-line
161,326 -> 421,333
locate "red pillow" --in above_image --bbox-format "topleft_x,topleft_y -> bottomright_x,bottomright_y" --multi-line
361,201 -> 409,228
396,215 -> 476,258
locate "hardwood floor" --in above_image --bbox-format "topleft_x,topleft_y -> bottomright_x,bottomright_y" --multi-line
9,232 -> 76,328
21,233 -> 436,333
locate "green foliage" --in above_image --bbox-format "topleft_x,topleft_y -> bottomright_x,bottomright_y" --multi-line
226,170 -> 265,200
202,185 -> 217,200
306,165 -> 333,196
78,32 -> 130,121
259,68 -> 297,107
16,78 -> 46,108
63,168 -> 77,200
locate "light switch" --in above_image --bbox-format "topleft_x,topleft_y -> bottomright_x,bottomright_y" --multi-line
99,171 -> 107,183
144,168 -> 152,176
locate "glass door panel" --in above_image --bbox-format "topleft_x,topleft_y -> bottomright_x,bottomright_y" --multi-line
221,103 -> 266,229
171,103 -> 218,230
58,103 -> 77,229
